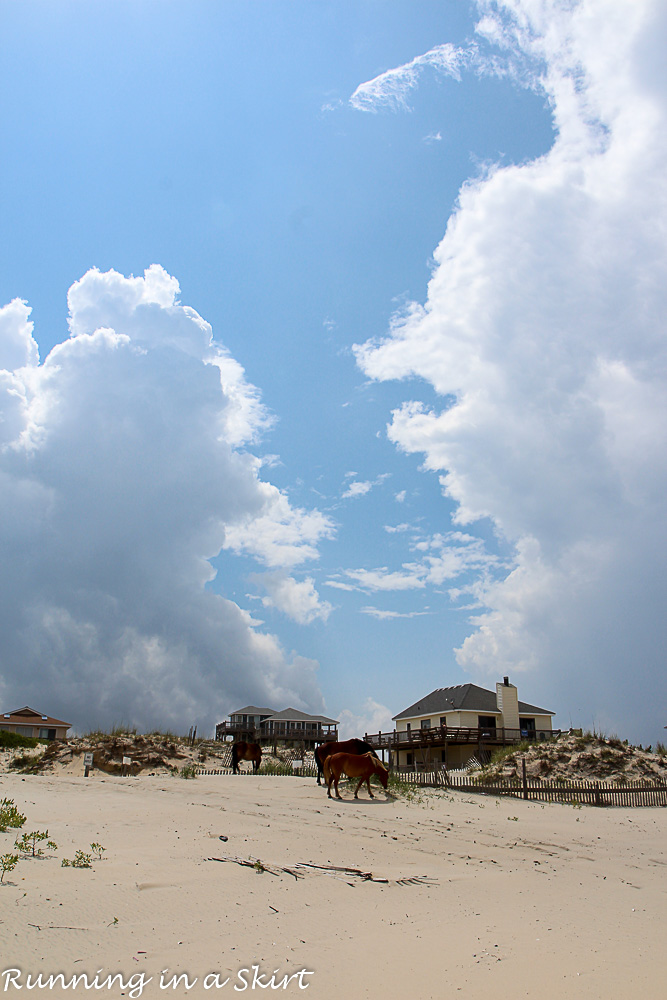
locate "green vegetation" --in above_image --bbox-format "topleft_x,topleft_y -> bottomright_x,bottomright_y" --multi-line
386,773 -> 426,802
82,725 -> 138,741
62,849 -> 92,868
1,853 -> 20,883
259,760 -> 295,776
0,731 -> 39,750
0,799 -> 26,832
489,741 -> 532,766
14,831 -> 58,857
179,764 -> 197,779
8,752 -> 43,773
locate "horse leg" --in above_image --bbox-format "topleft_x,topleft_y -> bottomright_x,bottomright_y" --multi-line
366,777 -> 374,798
354,776 -> 364,799
333,772 -> 342,799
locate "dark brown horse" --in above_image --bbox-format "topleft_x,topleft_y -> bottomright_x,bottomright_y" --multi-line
315,738 -> 380,785
324,752 -> 389,800
231,741 -> 262,774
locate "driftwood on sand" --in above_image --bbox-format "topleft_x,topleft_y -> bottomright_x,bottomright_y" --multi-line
207,855 -> 436,886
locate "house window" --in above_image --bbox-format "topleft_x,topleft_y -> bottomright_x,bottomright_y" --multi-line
478,716 -> 497,734
39,728 -> 56,740
15,726 -> 33,736
420,719 -> 432,729
439,717 -> 447,727
406,753 -> 413,766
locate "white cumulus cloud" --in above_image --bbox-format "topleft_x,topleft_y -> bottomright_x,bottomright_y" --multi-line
0,267 -> 332,732
337,697 -> 395,741
251,572 -> 333,625
354,0 -> 667,742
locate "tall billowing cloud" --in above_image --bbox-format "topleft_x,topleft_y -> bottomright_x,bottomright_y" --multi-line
0,266 -> 333,733
354,0 -> 667,742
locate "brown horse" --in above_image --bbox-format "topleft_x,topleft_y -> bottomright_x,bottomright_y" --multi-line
315,738 -> 380,785
231,741 -> 262,774
324,751 -> 389,800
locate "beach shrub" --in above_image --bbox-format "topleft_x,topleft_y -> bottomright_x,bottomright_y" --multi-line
90,842 -> 106,860
179,764 -> 197,779
260,760 -> 293,775
8,752 -> 43,773
0,799 -> 26,832
0,731 -> 39,750
1,853 -> 20,882
62,849 -> 93,868
14,831 -> 58,857
386,773 -> 424,802
489,741 -> 532,766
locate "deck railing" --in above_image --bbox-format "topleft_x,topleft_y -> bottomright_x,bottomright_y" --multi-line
215,721 -> 338,742
364,725 -> 561,749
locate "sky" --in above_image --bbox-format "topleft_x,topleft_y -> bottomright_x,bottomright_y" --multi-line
1,0 -> 665,745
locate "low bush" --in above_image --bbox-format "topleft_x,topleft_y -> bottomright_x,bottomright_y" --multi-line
0,799 -> 26,832
0,731 -> 39,750
8,753 -> 43,773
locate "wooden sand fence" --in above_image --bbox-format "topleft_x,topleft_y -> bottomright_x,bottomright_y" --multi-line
195,765 -> 319,778
195,761 -> 667,806
394,763 -> 667,807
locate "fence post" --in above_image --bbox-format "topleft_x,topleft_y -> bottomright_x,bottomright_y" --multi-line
522,758 -> 528,800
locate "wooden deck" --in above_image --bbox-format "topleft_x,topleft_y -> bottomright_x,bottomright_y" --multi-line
215,721 -> 338,745
364,725 -> 561,751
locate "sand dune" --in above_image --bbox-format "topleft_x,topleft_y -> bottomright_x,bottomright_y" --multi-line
1,770 -> 665,998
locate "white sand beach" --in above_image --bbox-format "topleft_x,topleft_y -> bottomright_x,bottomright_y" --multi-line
1,770 -> 665,999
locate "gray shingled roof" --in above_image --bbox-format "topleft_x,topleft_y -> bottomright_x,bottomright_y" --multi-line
230,706 -> 277,717
263,707 -> 339,725
393,683 -> 553,720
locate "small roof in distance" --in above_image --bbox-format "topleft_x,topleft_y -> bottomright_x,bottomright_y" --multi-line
263,707 -> 339,725
229,706 -> 277,716
2,706 -> 72,727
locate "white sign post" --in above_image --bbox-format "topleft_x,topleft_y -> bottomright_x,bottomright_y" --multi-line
83,752 -> 94,777
122,755 -> 131,777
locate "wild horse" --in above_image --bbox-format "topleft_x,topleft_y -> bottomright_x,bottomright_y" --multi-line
231,741 -> 262,774
315,738 -> 380,785
324,752 -> 389,800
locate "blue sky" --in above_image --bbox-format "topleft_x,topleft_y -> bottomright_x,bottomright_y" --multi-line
1,0 -> 666,744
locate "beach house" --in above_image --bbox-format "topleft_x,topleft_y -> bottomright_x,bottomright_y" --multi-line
0,706 -> 71,741
365,677 -> 557,770
216,705 -> 338,749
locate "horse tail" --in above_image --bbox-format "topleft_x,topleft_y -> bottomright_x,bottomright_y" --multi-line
314,745 -> 324,784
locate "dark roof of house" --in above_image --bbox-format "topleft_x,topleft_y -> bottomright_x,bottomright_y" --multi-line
2,706 -> 72,728
262,707 -> 339,725
393,684 -> 553,720
230,706 -> 277,717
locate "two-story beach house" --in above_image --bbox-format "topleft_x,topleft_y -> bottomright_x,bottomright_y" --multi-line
216,705 -> 338,750
365,677 -> 557,770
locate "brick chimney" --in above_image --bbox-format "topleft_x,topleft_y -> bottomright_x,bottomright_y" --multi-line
496,677 -> 519,731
